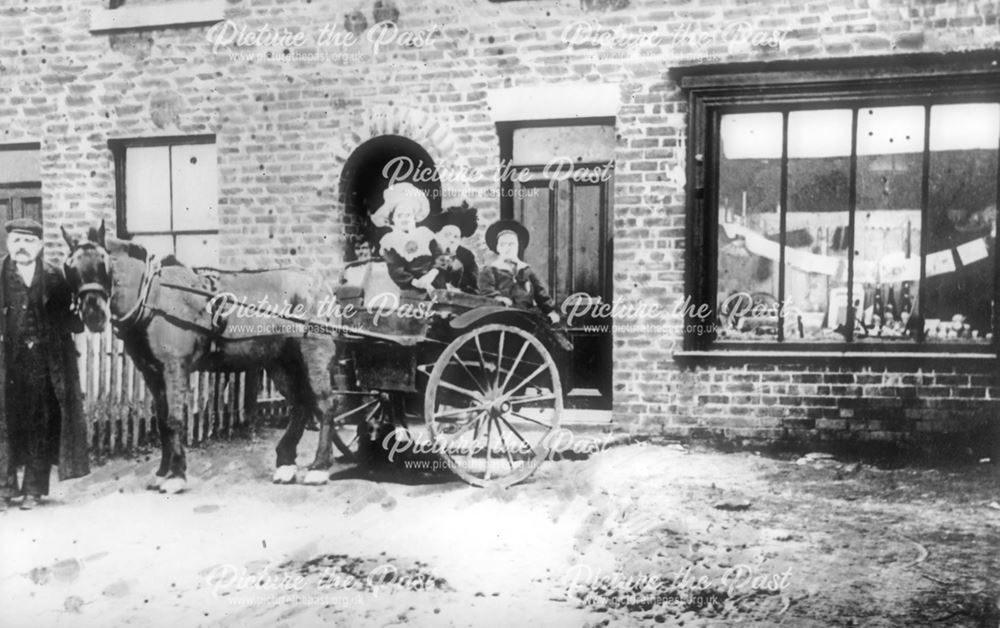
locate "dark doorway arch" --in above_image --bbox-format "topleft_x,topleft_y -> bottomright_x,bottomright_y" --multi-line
339,135 -> 442,250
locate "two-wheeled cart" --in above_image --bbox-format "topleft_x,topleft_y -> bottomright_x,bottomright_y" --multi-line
325,289 -> 567,488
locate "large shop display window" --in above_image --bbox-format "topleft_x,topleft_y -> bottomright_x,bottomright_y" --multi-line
676,55 -> 1000,354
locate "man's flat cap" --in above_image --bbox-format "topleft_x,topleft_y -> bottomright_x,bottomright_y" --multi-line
4,218 -> 43,238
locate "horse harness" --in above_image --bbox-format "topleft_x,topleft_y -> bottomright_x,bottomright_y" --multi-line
112,254 -> 162,330
66,241 -> 165,334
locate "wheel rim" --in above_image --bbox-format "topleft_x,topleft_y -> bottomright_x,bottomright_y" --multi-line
425,324 -> 562,487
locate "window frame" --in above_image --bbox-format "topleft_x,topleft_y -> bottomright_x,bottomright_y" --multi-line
673,52 -> 1000,357
108,134 -> 218,263
496,116 -> 616,218
496,117 -> 616,306
90,0 -> 225,34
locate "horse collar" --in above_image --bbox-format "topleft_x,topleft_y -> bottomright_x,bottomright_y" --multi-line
111,255 -> 162,331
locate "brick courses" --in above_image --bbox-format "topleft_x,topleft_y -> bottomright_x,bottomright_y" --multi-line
3,0 -> 1000,452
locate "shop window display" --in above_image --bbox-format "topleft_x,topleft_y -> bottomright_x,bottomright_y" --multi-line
714,101 -> 998,347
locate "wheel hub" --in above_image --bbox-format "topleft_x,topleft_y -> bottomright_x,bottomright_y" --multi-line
483,390 -> 511,417
488,400 -> 511,416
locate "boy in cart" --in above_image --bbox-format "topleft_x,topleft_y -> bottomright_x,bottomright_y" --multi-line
479,219 -> 561,326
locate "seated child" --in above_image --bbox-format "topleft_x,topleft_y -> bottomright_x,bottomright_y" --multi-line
478,219 -> 560,325
425,201 -> 479,294
370,182 -> 439,293
340,233 -> 373,288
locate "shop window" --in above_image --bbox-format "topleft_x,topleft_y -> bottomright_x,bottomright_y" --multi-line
110,136 -> 219,268
674,55 -> 1000,353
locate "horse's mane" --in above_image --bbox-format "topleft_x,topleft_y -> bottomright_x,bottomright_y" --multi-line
104,238 -> 186,268
104,236 -> 148,262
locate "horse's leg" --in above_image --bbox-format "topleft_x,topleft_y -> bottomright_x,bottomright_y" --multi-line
273,406 -> 305,484
158,361 -> 190,494
270,364 -> 304,484
150,381 -> 171,489
131,358 -> 169,490
302,409 -> 335,485
303,343 -> 339,485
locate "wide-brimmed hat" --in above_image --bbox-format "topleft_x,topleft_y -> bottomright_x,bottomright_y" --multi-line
370,182 -> 430,227
485,219 -> 529,254
4,217 -> 43,239
424,201 -> 479,238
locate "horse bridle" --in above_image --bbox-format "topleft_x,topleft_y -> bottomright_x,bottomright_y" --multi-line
65,240 -> 161,330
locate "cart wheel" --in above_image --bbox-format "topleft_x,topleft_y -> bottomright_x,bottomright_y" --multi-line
425,324 -> 562,487
328,391 -> 405,462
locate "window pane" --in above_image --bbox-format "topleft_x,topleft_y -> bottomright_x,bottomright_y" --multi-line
0,147 -> 40,184
855,106 -> 925,342
717,112 -> 784,342
515,181 -> 553,290
176,233 -> 220,268
571,182 -> 602,296
511,125 -> 615,165
125,146 -> 171,232
784,110 -> 852,342
171,143 -> 218,232
130,234 -> 174,260
924,103 -> 999,343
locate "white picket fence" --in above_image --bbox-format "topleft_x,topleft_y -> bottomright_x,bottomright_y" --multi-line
74,330 -> 288,456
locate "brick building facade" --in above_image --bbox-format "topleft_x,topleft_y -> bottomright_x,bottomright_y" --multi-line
2,0 -> 1000,455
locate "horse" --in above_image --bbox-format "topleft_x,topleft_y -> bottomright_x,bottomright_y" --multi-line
61,221 -> 340,493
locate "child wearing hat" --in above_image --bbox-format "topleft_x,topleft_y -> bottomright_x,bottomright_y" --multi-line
425,201 -> 479,294
479,219 -> 560,324
371,182 -> 440,293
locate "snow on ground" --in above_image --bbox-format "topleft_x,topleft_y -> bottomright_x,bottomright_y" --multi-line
2,429 -> 998,627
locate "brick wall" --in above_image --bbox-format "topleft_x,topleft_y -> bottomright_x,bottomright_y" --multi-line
3,0 -> 1000,452
664,361 -> 1000,456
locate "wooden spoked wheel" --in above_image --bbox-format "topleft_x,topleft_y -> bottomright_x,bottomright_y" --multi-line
328,391 -> 403,462
424,324 -> 562,487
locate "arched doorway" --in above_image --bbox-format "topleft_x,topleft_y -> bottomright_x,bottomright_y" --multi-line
339,135 -> 442,249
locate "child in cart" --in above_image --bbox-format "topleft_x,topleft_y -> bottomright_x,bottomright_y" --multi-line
340,233 -> 374,287
425,201 -> 480,294
370,182 -> 440,294
479,219 -> 561,325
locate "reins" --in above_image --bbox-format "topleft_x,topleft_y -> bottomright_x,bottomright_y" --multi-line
156,279 -> 433,346
68,244 -> 551,367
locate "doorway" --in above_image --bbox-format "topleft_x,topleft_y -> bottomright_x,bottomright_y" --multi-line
499,121 -> 615,410
339,135 -> 442,248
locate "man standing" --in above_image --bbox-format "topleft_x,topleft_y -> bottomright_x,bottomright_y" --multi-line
0,218 -> 88,511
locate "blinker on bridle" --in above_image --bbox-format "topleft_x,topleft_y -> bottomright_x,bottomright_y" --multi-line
65,239 -> 160,329
65,240 -> 111,303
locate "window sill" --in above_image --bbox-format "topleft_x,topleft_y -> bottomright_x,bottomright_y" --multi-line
674,348 -> 997,368
90,0 -> 225,34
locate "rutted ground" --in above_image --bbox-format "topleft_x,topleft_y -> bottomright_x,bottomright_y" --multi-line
1,429 -> 998,627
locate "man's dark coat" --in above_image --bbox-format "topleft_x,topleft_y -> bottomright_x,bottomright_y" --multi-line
0,255 -> 89,493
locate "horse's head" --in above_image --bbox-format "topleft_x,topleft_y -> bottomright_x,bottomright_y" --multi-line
62,221 -> 112,333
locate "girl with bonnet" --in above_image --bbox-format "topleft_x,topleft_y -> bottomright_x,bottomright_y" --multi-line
371,182 -> 440,293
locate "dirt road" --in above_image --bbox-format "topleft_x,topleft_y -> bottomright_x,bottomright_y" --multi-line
2,429 -> 998,627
